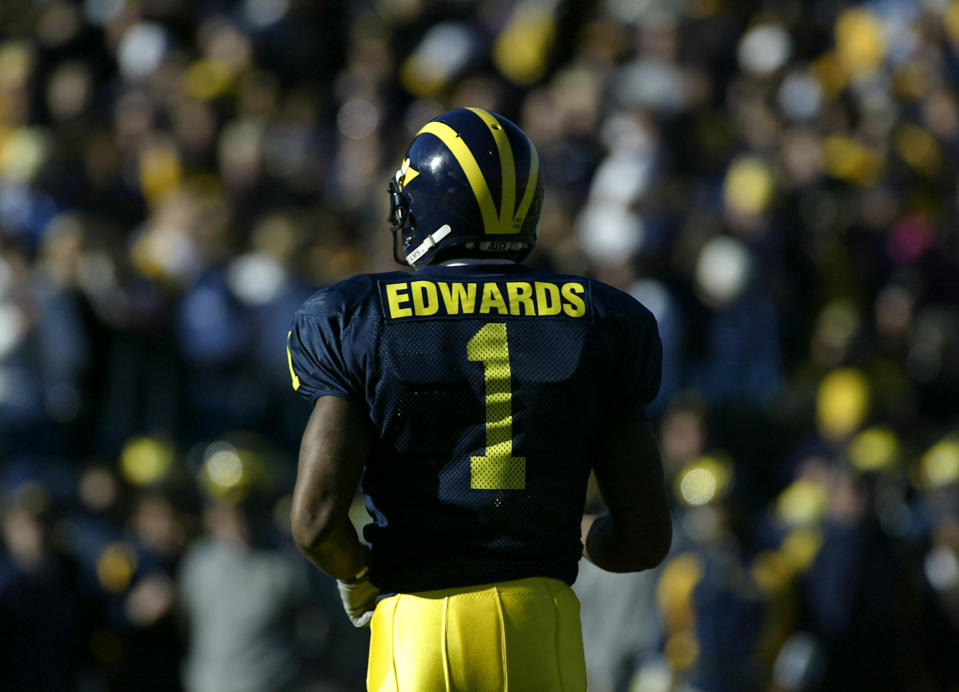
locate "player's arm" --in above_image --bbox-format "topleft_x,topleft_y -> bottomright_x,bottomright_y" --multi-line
290,395 -> 370,580
581,416 -> 671,572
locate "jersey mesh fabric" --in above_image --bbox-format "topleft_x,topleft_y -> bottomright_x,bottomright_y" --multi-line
364,310 -> 607,593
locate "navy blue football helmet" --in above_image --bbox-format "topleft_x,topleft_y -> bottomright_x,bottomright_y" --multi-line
388,107 -> 543,267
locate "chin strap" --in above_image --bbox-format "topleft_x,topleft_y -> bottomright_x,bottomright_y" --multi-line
406,224 -> 452,266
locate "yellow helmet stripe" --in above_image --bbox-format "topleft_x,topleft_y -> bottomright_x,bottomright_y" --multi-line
466,107 -> 515,231
417,120 -> 501,235
513,141 -> 539,232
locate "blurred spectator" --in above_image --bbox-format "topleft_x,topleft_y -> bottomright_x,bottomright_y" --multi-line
177,497 -> 310,692
0,480 -> 86,690
574,475 -> 667,692
113,488 -> 189,691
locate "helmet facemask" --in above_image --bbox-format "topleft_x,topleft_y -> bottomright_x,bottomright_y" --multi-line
388,176 -> 454,268
387,178 -> 415,266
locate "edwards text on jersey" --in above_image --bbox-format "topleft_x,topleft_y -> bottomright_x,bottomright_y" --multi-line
379,279 -> 588,321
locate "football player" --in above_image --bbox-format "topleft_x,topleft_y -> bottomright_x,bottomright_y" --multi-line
288,107 -> 671,691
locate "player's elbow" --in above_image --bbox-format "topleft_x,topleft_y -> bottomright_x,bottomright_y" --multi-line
616,515 -> 672,572
290,501 -> 337,552
637,521 -> 672,569
589,512 -> 673,573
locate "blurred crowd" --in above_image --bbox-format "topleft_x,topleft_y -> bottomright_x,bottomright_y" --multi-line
1,0 -> 958,690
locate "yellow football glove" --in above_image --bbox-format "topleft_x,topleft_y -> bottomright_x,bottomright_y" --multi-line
336,548 -> 379,627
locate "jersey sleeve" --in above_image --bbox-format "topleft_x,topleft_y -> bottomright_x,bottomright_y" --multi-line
609,305 -> 663,423
287,289 -> 363,404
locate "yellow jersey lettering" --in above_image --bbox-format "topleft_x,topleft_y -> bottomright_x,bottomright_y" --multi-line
439,282 -> 477,315
411,280 -> 439,316
384,279 -> 586,320
480,282 -> 508,314
506,282 -> 535,315
386,282 -> 412,318
561,282 -> 586,317
535,282 -> 562,316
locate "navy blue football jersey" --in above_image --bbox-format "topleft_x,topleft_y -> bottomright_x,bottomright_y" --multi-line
287,263 -> 661,594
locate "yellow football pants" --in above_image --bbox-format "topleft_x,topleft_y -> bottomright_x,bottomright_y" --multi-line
367,576 -> 587,692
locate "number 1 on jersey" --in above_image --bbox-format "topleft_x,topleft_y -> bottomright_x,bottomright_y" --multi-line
467,323 -> 526,490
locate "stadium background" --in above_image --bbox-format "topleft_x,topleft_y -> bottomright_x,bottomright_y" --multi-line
1,0 -> 958,689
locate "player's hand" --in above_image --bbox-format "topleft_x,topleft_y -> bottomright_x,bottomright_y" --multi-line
337,549 -> 379,627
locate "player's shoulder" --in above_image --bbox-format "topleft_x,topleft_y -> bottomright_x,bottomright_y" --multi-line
591,278 -> 656,321
540,270 -> 655,324
295,271 -> 410,318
